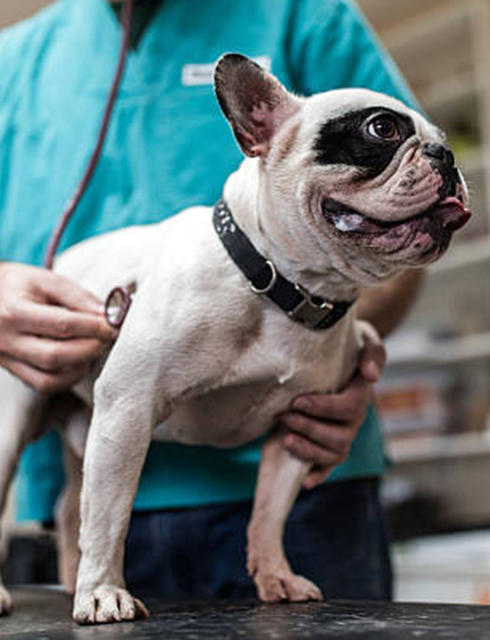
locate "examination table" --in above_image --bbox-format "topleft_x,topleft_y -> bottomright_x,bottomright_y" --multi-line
2,586 -> 489,639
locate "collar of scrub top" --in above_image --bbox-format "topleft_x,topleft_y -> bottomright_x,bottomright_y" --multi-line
58,0 -> 169,93
110,0 -> 163,49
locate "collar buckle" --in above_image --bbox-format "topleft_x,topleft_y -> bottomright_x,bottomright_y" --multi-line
288,284 -> 334,329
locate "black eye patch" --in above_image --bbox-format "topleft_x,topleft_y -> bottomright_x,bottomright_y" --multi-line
313,107 -> 415,179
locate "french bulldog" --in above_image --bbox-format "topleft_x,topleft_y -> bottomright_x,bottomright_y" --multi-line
0,54 -> 470,623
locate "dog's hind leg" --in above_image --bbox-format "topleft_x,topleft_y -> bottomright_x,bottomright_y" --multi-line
247,428 -> 323,602
0,368 -> 47,615
56,438 -> 84,594
56,446 -> 83,594
53,397 -> 89,594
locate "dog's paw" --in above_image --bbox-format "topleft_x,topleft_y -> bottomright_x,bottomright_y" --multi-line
255,571 -> 323,603
73,586 -> 149,625
0,584 -> 13,616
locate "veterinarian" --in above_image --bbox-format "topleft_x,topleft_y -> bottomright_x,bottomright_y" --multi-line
0,0 -> 422,600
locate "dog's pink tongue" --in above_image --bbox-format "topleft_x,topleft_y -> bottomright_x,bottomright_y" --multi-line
434,197 -> 471,232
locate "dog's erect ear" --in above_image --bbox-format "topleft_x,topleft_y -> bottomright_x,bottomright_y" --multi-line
214,54 -> 301,158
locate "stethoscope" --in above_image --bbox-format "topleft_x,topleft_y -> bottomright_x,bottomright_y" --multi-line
44,0 -> 134,328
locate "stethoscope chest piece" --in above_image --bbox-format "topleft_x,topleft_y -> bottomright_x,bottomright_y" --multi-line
104,286 -> 133,328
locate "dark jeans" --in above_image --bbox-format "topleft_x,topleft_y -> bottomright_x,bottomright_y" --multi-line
125,478 -> 392,601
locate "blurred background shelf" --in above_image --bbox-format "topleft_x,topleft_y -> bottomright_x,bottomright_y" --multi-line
420,73 -> 479,117
359,0 -> 490,555
389,431 -> 490,464
430,236 -> 490,273
386,331 -> 490,367
383,4 -> 475,84
360,0 -> 462,36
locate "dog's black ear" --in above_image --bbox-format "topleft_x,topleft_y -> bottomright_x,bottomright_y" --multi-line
214,54 -> 301,158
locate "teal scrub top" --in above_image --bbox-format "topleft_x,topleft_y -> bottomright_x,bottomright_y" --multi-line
0,0 -> 417,521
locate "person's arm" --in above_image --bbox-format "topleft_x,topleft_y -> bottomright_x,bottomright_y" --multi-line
0,263 -> 115,392
279,321 -> 385,488
280,321 -> 385,488
357,270 -> 425,338
281,271 -> 423,488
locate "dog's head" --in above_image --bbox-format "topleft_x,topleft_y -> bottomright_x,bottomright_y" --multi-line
214,54 -> 470,288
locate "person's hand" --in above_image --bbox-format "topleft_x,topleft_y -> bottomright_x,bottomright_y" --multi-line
279,321 -> 386,489
0,263 -> 115,392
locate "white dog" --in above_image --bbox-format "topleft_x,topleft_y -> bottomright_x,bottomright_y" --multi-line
0,54 -> 470,624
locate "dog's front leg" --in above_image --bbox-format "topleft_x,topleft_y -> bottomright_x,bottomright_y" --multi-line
247,428 -> 323,602
72,391 -> 157,625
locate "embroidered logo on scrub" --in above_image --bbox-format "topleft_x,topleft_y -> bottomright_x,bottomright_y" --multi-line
182,56 -> 272,86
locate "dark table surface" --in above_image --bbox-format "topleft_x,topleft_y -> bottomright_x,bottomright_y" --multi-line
3,586 -> 490,639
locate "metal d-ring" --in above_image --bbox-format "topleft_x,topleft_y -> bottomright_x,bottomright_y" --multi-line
250,260 -> 277,294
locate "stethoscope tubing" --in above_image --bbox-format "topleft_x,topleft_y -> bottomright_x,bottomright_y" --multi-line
44,0 -> 134,270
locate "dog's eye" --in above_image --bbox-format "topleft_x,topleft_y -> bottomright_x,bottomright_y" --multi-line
367,116 -> 401,141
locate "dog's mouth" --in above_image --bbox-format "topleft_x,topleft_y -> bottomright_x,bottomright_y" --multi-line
322,196 -> 471,262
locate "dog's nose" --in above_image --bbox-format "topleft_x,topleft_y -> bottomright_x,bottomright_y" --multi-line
423,142 -> 455,168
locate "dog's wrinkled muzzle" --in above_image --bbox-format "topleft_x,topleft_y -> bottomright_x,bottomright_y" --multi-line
322,192 -> 471,264
321,134 -> 471,265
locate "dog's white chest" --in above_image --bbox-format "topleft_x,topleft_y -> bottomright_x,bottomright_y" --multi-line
152,313 -> 359,448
